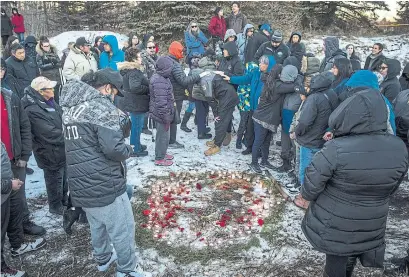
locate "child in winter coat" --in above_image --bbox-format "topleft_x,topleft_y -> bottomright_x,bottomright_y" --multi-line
149,56 -> 175,166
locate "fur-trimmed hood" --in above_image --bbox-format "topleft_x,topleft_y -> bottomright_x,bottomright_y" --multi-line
36,43 -> 58,56
117,61 -> 144,71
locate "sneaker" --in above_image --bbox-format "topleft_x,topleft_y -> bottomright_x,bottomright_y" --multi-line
168,141 -> 184,149
116,271 -> 143,277
180,125 -> 192,132
198,133 -> 212,140
165,154 -> 174,160
249,163 -> 262,174
260,160 -> 274,169
222,133 -> 232,146
204,146 -> 220,156
49,205 -> 65,216
26,167 -> 34,175
97,250 -> 117,272
155,159 -> 173,166
1,264 -> 27,277
11,238 -> 46,257
130,150 -> 149,157
142,129 -> 152,135
206,140 -> 215,147
23,221 -> 46,236
241,148 -> 252,155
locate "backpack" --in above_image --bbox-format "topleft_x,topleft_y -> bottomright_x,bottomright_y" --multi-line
192,71 -> 215,101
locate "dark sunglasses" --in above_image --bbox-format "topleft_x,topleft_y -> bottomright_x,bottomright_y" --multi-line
380,66 -> 388,70
191,26 -> 198,28
147,46 -> 155,49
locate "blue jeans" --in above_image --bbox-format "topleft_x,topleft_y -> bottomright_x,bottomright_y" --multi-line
299,146 -> 320,185
130,113 -> 145,152
16,32 -> 24,43
186,101 -> 196,113
252,122 -> 272,164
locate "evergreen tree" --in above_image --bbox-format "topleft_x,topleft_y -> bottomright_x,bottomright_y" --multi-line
396,1 -> 409,24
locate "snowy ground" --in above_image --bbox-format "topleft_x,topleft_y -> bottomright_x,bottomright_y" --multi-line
4,33 -> 409,276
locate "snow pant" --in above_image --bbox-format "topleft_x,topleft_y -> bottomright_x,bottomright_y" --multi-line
155,121 -> 170,160
83,192 -> 137,274
130,112 -> 145,152
299,146 -> 320,185
1,197 -> 10,266
214,107 -> 235,147
44,166 -> 68,210
195,100 -> 209,135
11,163 -> 29,223
169,100 -> 183,144
252,122 -> 273,164
15,32 -> 24,43
1,35 -> 9,47
7,186 -> 24,249
325,254 -> 357,277
281,129 -> 295,161
237,111 -> 254,148
185,101 -> 195,113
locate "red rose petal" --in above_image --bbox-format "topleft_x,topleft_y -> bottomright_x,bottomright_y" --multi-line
196,183 -> 202,190
140,224 -> 148,228
226,209 -> 232,214
196,232 -> 202,237
199,238 -> 205,241
258,219 -> 264,226
143,209 -> 151,216
187,208 -> 194,213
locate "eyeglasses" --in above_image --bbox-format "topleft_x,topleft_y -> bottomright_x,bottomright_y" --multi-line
147,46 -> 155,49
380,66 -> 388,70
191,26 -> 198,28
42,45 -> 50,48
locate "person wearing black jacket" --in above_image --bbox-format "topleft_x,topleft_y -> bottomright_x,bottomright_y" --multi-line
36,36 -> 63,103
293,72 -> 339,205
244,23 -> 271,65
319,37 -> 347,72
394,88 -> 409,154
301,88 -> 408,277
1,58 -> 21,96
167,41 -> 205,149
2,35 -> 19,60
204,75 -> 239,156
118,48 -> 150,157
380,58 -> 401,103
218,41 -> 244,77
1,8 -> 13,47
1,87 -> 46,237
364,43 -> 385,72
400,63 -> 409,91
6,43 -> 39,98
21,77 -> 67,215
254,30 -> 290,65
23,35 -> 38,62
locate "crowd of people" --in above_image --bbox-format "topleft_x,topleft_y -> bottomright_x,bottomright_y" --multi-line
1,2 -> 409,277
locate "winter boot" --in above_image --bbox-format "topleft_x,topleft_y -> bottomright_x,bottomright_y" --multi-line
63,208 -> 82,235
345,257 -> 357,277
260,160 -> 274,169
23,221 -> 46,236
131,150 -> 149,157
78,210 -> 88,224
206,140 -> 215,147
204,146 -> 220,156
274,159 -> 292,173
11,238 -> 47,257
242,148 -> 252,155
180,112 -> 193,132
26,167 -> 34,175
97,250 -> 118,271
222,132 -> 232,146
49,204 -> 65,216
198,133 -> 212,140
1,264 -> 27,277
249,163 -> 262,174
168,141 -> 184,149
155,159 -> 173,166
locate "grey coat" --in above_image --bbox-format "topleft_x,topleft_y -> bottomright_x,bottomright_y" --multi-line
226,11 -> 248,34
60,80 -> 133,208
301,89 -> 408,262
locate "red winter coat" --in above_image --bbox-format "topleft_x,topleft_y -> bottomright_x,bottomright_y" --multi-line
208,15 -> 226,40
11,14 -> 25,33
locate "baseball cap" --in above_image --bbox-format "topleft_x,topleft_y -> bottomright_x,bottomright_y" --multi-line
76,37 -> 91,47
95,68 -> 125,97
31,77 -> 57,91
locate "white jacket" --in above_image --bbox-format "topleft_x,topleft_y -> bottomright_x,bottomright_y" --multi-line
62,46 -> 98,81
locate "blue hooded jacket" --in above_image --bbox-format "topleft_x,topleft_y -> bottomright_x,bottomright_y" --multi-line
345,70 -> 396,135
230,55 -> 276,110
184,24 -> 209,58
99,35 -> 125,71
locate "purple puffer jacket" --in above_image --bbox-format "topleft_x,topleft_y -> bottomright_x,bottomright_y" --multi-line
149,56 -> 175,124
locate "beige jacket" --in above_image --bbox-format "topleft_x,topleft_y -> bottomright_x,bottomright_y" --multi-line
62,45 -> 98,81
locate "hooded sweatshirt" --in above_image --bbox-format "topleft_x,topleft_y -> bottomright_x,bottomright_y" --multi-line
399,64 -> 409,91
99,35 -> 125,71
224,29 -> 237,42
236,23 -> 254,63
24,35 -> 38,61
218,41 -> 244,77
185,22 -> 208,57
380,58 -> 401,103
319,37 -> 347,72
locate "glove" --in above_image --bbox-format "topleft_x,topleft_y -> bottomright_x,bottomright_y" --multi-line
199,71 -> 210,78
15,160 -> 27,168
